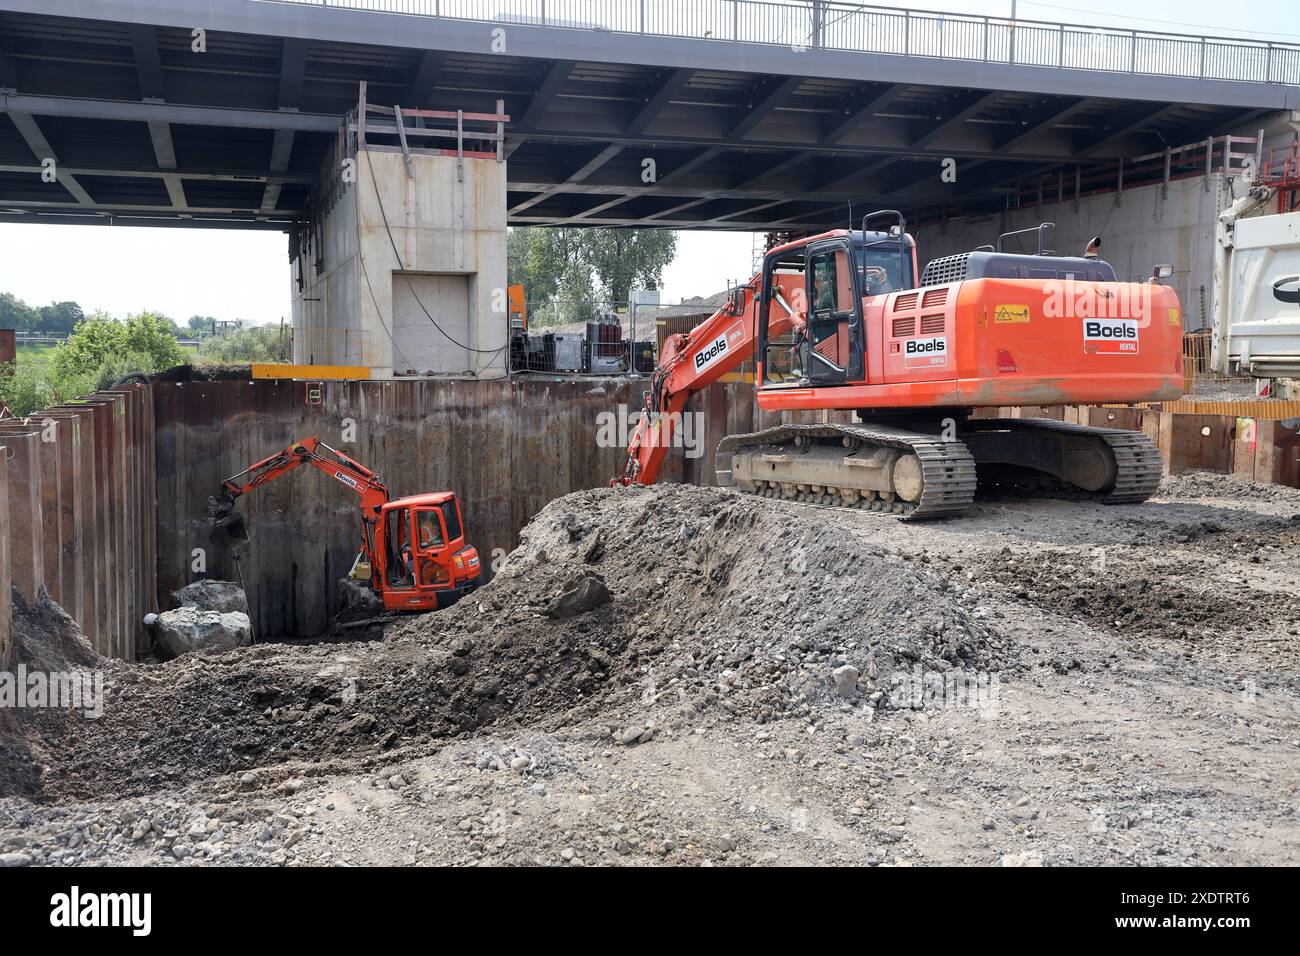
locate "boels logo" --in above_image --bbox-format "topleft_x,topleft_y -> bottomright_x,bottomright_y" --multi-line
1083,319 -> 1139,354
694,321 -> 746,373
904,336 -> 947,368
695,334 -> 729,371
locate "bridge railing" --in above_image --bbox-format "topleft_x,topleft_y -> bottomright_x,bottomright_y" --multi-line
265,0 -> 1300,85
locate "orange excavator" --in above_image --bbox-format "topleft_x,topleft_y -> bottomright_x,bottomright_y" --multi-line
210,437 -> 481,611
617,212 -> 1183,518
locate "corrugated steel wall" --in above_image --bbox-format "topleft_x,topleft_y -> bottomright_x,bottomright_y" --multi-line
0,386 -> 157,665
4,375 -> 1292,662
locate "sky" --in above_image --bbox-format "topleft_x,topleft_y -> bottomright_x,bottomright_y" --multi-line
1,0 -> 1294,322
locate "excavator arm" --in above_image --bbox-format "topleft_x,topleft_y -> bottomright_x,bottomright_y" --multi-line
210,437 -> 391,552
615,272 -> 802,485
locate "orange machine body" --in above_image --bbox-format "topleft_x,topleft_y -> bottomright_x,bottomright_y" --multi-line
219,437 -> 480,614
618,227 -> 1183,487
374,491 -> 481,612
759,275 -> 1185,413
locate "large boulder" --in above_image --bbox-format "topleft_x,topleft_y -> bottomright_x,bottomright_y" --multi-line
338,576 -> 383,614
171,579 -> 249,615
155,607 -> 251,658
547,574 -> 611,619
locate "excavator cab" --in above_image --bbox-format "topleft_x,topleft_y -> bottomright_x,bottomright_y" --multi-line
375,493 -> 481,612
759,225 -> 915,390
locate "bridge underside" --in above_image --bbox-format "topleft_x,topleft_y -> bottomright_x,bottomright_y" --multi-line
0,3 -> 1290,232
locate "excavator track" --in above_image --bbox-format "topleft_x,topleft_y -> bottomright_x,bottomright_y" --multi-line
716,422 -> 978,521
714,418 -> 1162,520
967,417 -> 1164,505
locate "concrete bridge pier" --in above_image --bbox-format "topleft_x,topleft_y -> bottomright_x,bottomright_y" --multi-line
291,98 -> 510,380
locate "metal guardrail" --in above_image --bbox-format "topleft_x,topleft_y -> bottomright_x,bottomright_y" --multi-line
266,0 -> 1300,85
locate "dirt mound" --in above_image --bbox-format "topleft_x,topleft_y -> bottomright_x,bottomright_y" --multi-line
9,485 -> 1015,802
411,484 -> 1017,728
1160,471 -> 1300,504
978,544 -> 1300,646
1,589 -> 101,798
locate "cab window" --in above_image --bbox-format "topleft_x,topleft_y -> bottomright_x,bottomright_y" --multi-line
384,506 -> 412,586
440,500 -> 462,542
416,510 -> 446,550
809,249 -> 853,315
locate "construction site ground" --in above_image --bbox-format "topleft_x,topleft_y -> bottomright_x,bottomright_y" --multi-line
2,473 -> 1299,867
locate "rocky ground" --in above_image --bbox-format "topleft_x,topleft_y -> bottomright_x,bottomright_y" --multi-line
2,473 -> 1299,867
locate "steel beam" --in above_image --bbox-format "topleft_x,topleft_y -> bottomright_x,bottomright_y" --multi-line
0,93 -> 339,132
6,111 -> 94,205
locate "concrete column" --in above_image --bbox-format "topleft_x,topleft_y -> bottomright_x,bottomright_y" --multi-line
294,149 -> 508,379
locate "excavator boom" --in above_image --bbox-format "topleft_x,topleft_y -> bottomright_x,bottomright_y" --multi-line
211,436 -> 391,552
617,271 -> 801,485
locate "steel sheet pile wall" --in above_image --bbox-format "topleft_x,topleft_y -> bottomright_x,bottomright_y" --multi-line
153,378 -> 763,637
0,444 -> 10,670
0,386 -> 157,663
976,404 -> 1300,484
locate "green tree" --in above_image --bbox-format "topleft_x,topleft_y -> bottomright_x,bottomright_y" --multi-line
585,230 -> 676,304
533,261 -> 601,328
187,314 -> 217,332
35,300 -> 84,335
0,293 -> 38,332
121,310 -> 188,367
508,227 -> 677,327
50,310 -> 187,384
196,325 -> 289,363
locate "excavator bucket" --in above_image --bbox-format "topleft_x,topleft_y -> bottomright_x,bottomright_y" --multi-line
208,493 -> 249,552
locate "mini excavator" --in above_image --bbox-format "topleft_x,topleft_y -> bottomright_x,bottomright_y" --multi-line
618,212 -> 1183,518
210,437 -> 481,611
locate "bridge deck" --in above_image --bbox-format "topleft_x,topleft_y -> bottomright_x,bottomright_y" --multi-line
0,0 -> 1295,230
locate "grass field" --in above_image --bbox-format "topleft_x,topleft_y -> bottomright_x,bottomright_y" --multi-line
15,342 -> 56,364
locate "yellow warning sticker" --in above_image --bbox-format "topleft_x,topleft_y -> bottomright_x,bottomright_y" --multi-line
994,305 -> 1031,323
1169,307 -> 1182,327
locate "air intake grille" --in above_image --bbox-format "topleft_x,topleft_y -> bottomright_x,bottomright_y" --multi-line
891,316 -> 915,337
920,254 -> 972,287
893,292 -> 920,311
920,314 -> 946,335
921,288 -> 948,308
